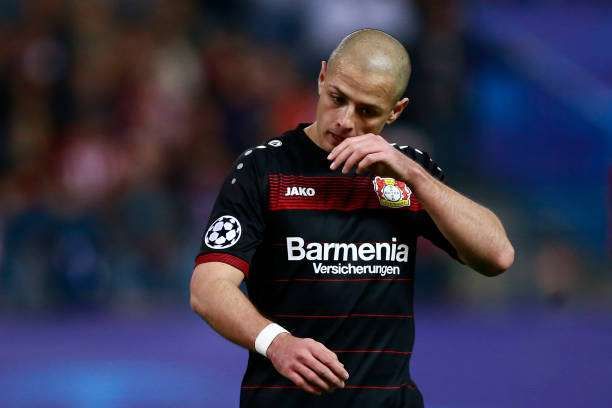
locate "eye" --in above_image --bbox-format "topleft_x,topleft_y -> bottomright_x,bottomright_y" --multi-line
330,94 -> 344,105
359,107 -> 376,117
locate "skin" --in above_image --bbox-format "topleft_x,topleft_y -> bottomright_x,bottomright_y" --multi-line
190,262 -> 349,395
190,29 -> 515,397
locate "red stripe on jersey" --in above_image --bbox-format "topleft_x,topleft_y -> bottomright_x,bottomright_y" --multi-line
241,383 -> 415,390
332,349 -> 412,355
344,383 -> 416,390
269,175 -> 422,211
195,253 -> 250,277
273,313 -> 413,319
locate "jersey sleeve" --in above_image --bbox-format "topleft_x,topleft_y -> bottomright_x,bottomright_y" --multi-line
418,211 -> 461,262
395,145 -> 462,262
195,150 -> 267,277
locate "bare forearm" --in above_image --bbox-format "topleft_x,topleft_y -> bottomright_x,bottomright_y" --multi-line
190,266 -> 270,350
410,166 -> 514,275
190,263 -> 349,395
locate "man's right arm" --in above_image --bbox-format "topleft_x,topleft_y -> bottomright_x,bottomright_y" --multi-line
189,262 -> 349,395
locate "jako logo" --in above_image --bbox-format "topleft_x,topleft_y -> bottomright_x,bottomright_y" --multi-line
285,187 -> 315,197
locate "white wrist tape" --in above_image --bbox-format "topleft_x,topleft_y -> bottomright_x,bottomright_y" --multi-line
255,323 -> 289,357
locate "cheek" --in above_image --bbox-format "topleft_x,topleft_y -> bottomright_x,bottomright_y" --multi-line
365,117 -> 387,134
318,104 -> 339,125
358,120 -> 379,135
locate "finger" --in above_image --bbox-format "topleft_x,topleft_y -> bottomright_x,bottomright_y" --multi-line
312,347 -> 350,382
331,138 -> 372,171
329,142 -> 354,170
327,140 -> 347,161
321,345 -> 341,362
307,354 -> 346,388
327,135 -> 357,161
328,134 -> 367,160
310,340 -> 343,366
287,371 -> 322,395
341,149 -> 368,174
295,363 -> 331,392
329,132 -> 384,163
356,152 -> 385,175
341,142 -> 382,174
311,341 -> 344,366
306,338 -> 339,361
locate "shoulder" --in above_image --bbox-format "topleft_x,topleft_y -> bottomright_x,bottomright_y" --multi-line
233,127 -> 302,170
240,136 -> 289,161
391,143 -> 445,181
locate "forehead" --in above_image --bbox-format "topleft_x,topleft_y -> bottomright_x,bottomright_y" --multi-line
326,62 -> 397,108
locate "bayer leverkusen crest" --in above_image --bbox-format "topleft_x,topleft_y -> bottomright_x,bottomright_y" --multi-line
372,176 -> 412,208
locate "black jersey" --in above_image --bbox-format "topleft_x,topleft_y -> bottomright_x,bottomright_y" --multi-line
196,123 -> 458,408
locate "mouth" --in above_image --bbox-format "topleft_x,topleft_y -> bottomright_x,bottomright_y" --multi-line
328,131 -> 344,146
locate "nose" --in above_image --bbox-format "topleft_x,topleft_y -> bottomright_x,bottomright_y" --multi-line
336,105 -> 355,134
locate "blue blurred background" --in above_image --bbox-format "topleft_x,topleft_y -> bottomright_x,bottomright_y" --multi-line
0,0 -> 610,407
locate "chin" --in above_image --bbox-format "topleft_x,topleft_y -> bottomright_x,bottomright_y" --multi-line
327,131 -> 344,148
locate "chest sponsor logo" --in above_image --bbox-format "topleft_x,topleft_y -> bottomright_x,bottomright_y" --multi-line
285,186 -> 316,197
286,237 -> 410,277
372,176 -> 411,208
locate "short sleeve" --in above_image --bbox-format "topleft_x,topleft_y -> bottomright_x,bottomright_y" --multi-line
417,212 -> 461,261
396,145 -> 462,262
195,151 -> 267,277
394,144 -> 445,182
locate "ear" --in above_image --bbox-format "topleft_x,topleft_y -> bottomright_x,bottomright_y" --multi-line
386,97 -> 409,125
317,61 -> 327,95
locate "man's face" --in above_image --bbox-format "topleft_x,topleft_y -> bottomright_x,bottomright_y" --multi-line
313,61 -> 407,151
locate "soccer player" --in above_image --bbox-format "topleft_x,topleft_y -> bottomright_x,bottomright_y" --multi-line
190,29 -> 514,407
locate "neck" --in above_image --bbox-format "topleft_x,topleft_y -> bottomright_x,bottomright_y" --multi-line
303,122 -> 329,152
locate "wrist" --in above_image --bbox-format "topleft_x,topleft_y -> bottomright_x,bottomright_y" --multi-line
266,331 -> 290,360
254,323 -> 289,358
406,161 -> 431,193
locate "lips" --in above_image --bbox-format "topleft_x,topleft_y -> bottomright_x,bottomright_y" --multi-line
328,131 -> 343,145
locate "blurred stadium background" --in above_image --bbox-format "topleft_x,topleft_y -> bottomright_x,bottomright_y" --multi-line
0,0 -> 610,407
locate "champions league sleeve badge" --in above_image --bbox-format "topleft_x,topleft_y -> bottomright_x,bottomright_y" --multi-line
204,215 -> 242,249
372,176 -> 412,208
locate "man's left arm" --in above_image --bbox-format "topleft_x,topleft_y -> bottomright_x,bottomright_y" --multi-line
407,163 -> 514,276
328,134 -> 515,276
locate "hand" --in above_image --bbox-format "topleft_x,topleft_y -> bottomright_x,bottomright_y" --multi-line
266,333 -> 350,395
327,133 -> 411,180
